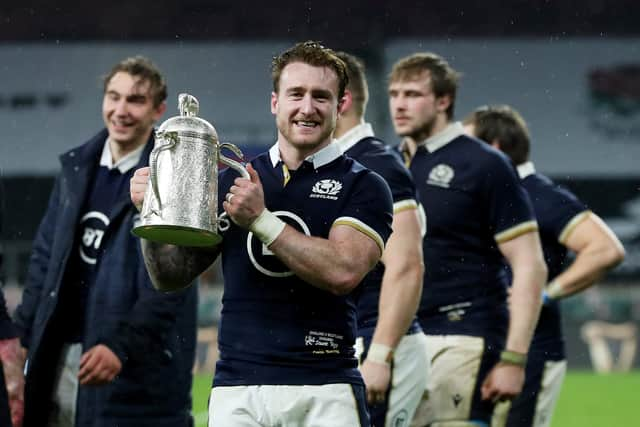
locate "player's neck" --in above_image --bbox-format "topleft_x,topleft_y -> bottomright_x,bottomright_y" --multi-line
277,136 -> 331,170
109,132 -> 150,164
429,116 -> 451,139
334,114 -> 361,139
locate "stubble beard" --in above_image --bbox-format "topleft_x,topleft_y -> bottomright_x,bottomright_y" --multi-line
400,115 -> 437,142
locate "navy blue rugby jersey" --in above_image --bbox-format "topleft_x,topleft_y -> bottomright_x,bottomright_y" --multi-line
336,123 -> 422,339
213,142 -> 394,386
517,162 -> 589,360
61,142 -> 142,342
406,123 -> 537,341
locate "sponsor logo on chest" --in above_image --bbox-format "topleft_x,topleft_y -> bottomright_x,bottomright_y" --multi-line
310,179 -> 342,200
79,211 -> 110,265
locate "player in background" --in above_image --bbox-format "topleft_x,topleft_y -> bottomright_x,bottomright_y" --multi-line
464,104 -> 625,427
388,52 -> 547,427
334,51 -> 428,427
13,56 -> 197,427
132,41 -> 394,427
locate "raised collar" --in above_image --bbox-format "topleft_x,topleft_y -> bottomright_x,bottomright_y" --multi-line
517,161 -> 536,179
419,122 -> 465,153
268,140 -> 342,169
100,138 -> 145,173
335,122 -> 374,153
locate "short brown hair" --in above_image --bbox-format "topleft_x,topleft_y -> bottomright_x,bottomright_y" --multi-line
389,52 -> 460,119
335,51 -> 369,118
271,41 -> 348,99
102,56 -> 167,107
463,105 -> 531,165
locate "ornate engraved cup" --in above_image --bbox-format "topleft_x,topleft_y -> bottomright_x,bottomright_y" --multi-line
132,93 -> 248,246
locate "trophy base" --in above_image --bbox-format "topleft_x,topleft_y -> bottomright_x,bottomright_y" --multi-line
132,225 -> 222,247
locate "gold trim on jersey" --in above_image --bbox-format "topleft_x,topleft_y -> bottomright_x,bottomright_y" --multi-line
393,199 -> 418,214
282,164 -> 291,187
558,210 -> 591,244
494,220 -> 539,244
333,217 -> 385,255
402,150 -> 412,167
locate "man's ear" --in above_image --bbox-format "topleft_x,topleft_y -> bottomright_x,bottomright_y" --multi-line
491,139 -> 501,150
153,102 -> 167,121
339,89 -> 353,115
436,94 -> 451,114
271,92 -> 278,114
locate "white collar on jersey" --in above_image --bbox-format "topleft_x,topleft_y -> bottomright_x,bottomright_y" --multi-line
100,138 -> 145,173
419,121 -> 466,153
335,122 -> 375,153
517,161 -> 536,179
268,140 -> 343,169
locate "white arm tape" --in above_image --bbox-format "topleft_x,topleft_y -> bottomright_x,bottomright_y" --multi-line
546,279 -> 564,299
366,342 -> 393,365
249,209 -> 286,247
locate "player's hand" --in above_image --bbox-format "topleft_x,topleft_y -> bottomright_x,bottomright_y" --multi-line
223,163 -> 266,229
361,358 -> 391,404
0,338 -> 25,427
480,363 -> 525,402
130,167 -> 150,212
78,344 -> 122,386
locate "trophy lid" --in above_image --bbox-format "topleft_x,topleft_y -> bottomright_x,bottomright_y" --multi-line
156,93 -> 218,142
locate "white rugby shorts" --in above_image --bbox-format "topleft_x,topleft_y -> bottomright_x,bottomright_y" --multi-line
355,332 -> 429,427
49,343 -> 82,427
411,335 -> 487,426
208,383 -> 365,426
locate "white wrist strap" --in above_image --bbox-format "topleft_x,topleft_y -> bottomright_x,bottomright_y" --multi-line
366,342 -> 393,365
249,209 -> 286,247
546,280 -> 564,299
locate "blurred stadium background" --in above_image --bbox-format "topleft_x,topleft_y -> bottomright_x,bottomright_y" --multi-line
1,1 -> 639,425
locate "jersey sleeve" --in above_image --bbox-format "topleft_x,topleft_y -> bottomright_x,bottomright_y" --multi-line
362,152 -> 418,214
485,156 -> 538,244
544,184 -> 590,244
333,170 -> 394,255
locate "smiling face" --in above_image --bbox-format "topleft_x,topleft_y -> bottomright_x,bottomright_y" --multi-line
388,71 -> 450,142
102,71 -> 165,152
271,62 -> 343,156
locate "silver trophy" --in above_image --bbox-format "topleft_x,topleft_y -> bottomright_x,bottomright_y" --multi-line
132,93 -> 249,246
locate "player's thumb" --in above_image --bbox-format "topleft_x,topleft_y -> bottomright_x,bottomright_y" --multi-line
480,377 -> 493,400
247,163 -> 261,185
135,166 -> 150,176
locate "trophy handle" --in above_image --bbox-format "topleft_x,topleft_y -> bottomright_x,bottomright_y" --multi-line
150,131 -> 179,213
218,142 -> 250,179
216,142 -> 249,233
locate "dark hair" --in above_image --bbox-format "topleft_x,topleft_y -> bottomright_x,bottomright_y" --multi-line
463,105 -> 531,165
271,41 -> 348,99
389,52 -> 460,119
335,51 -> 369,118
102,56 -> 167,106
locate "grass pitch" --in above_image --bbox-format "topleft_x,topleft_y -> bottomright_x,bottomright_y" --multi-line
191,370 -> 640,427
552,371 -> 639,427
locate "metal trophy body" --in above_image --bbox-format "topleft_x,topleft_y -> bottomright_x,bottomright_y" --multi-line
132,93 -> 249,246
